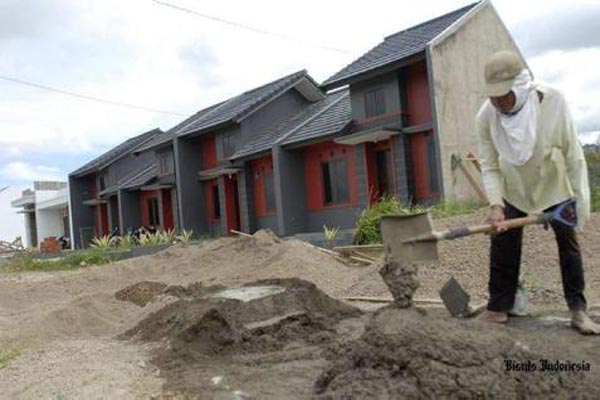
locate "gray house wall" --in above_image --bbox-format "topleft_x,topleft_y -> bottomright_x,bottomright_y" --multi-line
118,190 -> 141,231
349,72 -> 402,121
103,151 -> 154,190
68,175 -> 95,248
214,89 -> 309,162
273,145 -> 308,236
155,147 -> 175,175
174,136 -> 206,233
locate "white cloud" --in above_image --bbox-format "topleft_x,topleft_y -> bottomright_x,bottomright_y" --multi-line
1,162 -> 64,182
0,185 -> 27,242
528,48 -> 600,134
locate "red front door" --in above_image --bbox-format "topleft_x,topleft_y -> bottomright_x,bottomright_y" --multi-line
224,175 -> 241,233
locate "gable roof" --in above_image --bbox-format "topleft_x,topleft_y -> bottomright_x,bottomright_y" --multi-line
279,90 -> 351,146
229,89 -> 349,160
70,128 -> 162,178
170,70 -> 323,138
118,163 -> 157,190
322,2 -> 479,89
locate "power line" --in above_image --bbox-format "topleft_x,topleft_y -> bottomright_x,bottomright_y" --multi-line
151,0 -> 353,55
0,74 -> 192,117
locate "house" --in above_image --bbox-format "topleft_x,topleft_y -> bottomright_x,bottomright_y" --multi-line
323,0 -> 524,203
68,0 -> 525,243
11,181 -> 70,249
135,70 -> 325,236
69,128 -> 163,248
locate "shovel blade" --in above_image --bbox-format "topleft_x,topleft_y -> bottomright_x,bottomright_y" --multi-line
439,277 -> 471,317
380,212 -> 438,263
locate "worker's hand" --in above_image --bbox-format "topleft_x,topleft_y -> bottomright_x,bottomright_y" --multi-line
488,204 -> 507,234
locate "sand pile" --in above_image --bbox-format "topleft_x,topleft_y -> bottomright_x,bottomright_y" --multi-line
123,278 -> 361,355
314,307 -> 593,399
115,281 -> 167,306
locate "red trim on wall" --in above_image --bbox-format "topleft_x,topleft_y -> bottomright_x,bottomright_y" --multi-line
410,130 -> 433,201
250,156 -> 276,217
406,61 -> 432,126
304,141 -> 358,211
161,189 -> 174,231
202,134 -> 217,170
140,190 -> 160,227
204,179 -> 220,223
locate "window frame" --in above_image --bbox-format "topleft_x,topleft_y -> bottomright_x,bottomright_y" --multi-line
321,157 -> 349,206
364,88 -> 386,118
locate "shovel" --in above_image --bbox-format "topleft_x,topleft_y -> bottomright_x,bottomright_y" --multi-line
379,198 -> 577,263
380,199 -> 577,317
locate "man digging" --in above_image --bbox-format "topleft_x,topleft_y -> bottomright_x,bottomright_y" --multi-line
476,50 -> 600,334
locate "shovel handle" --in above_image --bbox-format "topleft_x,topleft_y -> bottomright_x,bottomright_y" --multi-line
409,214 -> 549,243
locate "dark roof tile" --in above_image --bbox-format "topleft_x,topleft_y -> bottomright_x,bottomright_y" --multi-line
322,2 -> 478,88
70,128 -> 162,177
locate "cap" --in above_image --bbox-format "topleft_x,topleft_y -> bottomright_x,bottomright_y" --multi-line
484,50 -> 523,97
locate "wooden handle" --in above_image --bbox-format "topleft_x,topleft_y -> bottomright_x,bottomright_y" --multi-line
408,214 -> 546,243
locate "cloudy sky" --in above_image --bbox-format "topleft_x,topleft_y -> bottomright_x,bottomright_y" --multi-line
1,0 -> 599,240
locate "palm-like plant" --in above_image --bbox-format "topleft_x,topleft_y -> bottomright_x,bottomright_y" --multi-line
90,235 -> 115,249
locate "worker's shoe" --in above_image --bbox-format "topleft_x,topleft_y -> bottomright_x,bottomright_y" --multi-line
571,311 -> 600,335
478,310 -> 508,324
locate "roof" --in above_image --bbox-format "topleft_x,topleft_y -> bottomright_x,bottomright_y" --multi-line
133,102 -> 226,154
168,70 -> 323,138
322,2 -> 479,88
70,128 -> 162,177
230,89 -> 349,160
119,164 -> 157,190
279,90 -> 351,146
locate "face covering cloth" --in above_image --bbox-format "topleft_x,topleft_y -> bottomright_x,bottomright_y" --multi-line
490,70 -> 539,166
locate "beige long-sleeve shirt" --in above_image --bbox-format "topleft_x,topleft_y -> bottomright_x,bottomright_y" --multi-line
476,84 -> 591,223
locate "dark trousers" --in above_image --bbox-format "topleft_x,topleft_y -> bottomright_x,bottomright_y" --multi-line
488,201 -> 587,312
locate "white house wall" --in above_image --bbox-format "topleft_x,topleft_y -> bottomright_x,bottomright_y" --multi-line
429,2 -> 523,202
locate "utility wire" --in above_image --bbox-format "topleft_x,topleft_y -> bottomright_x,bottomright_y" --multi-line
151,0 -> 353,55
0,74 -> 192,117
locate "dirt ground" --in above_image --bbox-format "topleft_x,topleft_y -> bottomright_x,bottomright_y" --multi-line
1,217 -> 600,398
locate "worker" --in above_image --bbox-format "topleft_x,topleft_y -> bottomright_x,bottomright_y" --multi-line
476,50 -> 600,334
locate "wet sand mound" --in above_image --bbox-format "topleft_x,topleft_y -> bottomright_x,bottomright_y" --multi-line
115,281 -> 167,307
123,278 -> 361,356
314,307 -> 590,399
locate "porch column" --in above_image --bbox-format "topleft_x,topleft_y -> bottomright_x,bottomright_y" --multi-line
392,135 -> 410,205
354,144 -> 369,210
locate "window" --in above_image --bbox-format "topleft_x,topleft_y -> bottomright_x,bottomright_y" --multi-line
158,152 -> 173,175
321,158 -> 349,205
212,183 -> 221,219
147,197 -> 160,226
364,88 -> 386,118
221,133 -> 236,159
99,173 -> 107,191
264,170 -> 276,213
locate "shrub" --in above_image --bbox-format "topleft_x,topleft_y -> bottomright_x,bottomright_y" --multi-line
175,229 -> 194,247
323,225 -> 340,249
353,196 -> 483,245
90,235 -> 115,249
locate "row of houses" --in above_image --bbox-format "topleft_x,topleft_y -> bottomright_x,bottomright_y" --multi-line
67,0 -> 523,248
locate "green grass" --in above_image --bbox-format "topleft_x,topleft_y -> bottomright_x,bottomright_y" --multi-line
592,186 -> 600,212
0,250 -> 111,273
0,343 -> 21,368
353,196 -> 483,245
